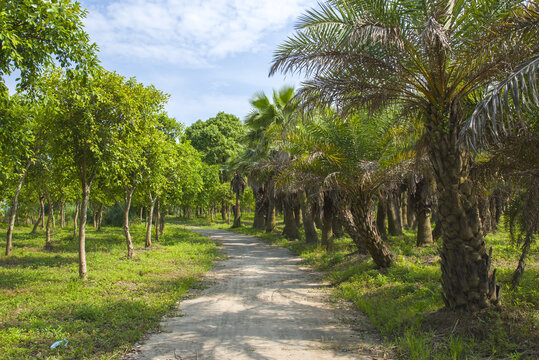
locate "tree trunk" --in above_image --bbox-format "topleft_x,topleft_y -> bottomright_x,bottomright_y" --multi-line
92,204 -> 98,228
45,192 -> 53,250
511,232 -> 533,289
429,128 -> 499,311
155,200 -> 160,242
387,192 -> 403,236
266,195 -> 276,232
221,202 -> 226,220
407,193 -> 417,229
299,191 -> 318,245
73,200 -> 80,238
282,194 -> 300,240
122,187 -> 135,259
51,202 -> 55,229
416,209 -> 433,246
413,178 -> 433,246
140,207 -> 143,224
338,193 -> 393,268
97,203 -> 103,231
321,192 -> 334,251
401,192 -> 408,229
5,159 -> 31,256
160,208 -> 165,236
79,175 -> 93,280
253,186 -> 266,229
31,195 -> 45,234
145,196 -> 156,248
294,205 -> 302,228
376,197 -> 388,240
60,201 -> 65,228
232,191 -> 241,228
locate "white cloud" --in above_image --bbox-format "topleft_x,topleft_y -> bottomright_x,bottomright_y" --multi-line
83,0 -> 315,67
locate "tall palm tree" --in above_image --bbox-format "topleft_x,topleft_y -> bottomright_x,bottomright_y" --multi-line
271,0 -> 538,310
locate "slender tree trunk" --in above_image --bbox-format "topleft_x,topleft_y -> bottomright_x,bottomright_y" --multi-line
160,208 -> 166,236
232,191 -> 241,228
282,194 -> 300,240
73,200 -> 80,238
376,197 -> 388,240
79,173 -> 94,281
60,201 -> 65,228
31,195 -> 45,234
266,195 -> 276,232
387,192 -> 403,236
155,200 -> 160,242
407,193 -> 417,229
40,195 -> 45,229
45,192 -> 53,250
145,196 -> 156,248
221,202 -> 226,220
97,203 -> 103,231
140,207 -> 143,224
51,202 -> 55,229
321,192 -> 334,251
429,127 -> 499,310
5,159 -> 31,256
122,187 -> 135,259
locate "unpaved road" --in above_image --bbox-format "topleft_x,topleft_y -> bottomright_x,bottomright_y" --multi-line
126,228 -> 382,360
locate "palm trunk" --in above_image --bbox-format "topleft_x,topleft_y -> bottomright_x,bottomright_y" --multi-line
430,129 -> 498,310
265,195 -> 276,232
413,178 -> 433,246
511,232 -> 533,289
407,193 -> 417,229
321,194 -> 334,251
232,191 -> 241,228
299,191 -> 318,245
376,197 -> 388,240
282,194 -> 300,240
387,192 -> 403,236
5,159 -> 31,256
338,193 -> 393,268
252,186 -> 266,229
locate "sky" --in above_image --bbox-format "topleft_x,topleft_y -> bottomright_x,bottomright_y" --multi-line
76,0 -> 318,126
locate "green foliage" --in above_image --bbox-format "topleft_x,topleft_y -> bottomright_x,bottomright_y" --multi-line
0,0 -> 98,89
0,219 -> 216,359
185,112 -> 245,166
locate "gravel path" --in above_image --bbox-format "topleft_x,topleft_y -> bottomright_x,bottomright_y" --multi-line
126,228 -> 381,360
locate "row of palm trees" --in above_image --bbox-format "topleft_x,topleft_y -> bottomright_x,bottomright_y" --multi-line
230,0 -> 538,312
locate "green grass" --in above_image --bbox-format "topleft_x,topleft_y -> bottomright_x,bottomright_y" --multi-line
0,218 -> 217,360
183,213 -> 538,359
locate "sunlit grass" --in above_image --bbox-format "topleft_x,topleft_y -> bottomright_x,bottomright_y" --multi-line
0,219 -> 216,360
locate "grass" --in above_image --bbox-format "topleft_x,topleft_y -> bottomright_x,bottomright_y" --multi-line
184,212 -> 539,359
0,217 -> 217,360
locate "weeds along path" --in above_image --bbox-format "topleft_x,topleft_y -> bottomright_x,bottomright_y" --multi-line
126,228 -> 382,360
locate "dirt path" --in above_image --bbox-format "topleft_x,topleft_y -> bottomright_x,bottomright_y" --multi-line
126,228 -> 382,360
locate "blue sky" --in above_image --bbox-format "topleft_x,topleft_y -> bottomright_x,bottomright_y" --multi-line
77,0 -> 318,126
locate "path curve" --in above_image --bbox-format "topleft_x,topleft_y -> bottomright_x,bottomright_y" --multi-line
126,228 -> 381,360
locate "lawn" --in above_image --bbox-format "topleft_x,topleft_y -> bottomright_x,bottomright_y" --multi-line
0,218 -> 217,360
187,213 -> 539,359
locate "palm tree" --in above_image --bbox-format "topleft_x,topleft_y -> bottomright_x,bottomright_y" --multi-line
271,0 -> 538,310
281,110 -> 407,267
241,86 -> 300,236
230,172 -> 247,228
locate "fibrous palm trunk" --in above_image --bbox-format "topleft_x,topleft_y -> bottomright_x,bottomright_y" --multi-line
376,197 -> 388,240
338,193 -> 393,268
266,195 -> 276,232
387,192 -> 403,236
299,191 -> 318,245
321,192 -> 334,251
430,129 -> 499,310
282,194 -> 300,240
252,186 -> 266,229
232,191 -> 241,228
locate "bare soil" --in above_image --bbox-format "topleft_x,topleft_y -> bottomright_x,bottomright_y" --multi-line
124,228 -> 385,360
